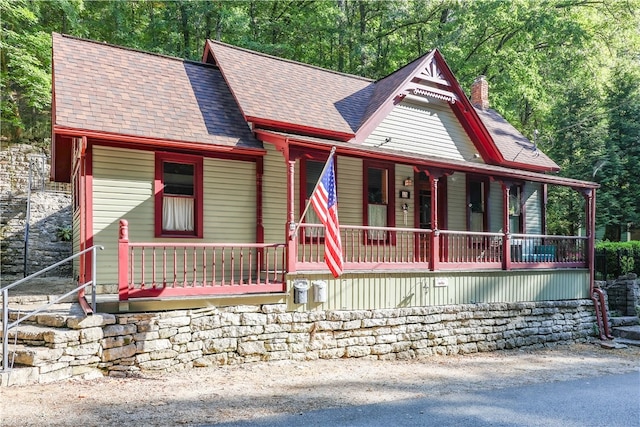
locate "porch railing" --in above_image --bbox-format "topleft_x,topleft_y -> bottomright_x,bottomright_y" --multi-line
438,230 -> 504,267
295,224 -> 588,271
118,221 -> 286,300
297,223 -> 432,270
510,233 -> 587,266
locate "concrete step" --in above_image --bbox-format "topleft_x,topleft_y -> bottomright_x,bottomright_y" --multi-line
610,316 -> 640,327
612,324 -> 640,341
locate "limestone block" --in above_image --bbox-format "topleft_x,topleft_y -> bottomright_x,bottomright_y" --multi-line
39,366 -> 72,383
39,361 -> 71,374
190,315 -> 222,331
157,328 -> 177,340
203,338 -> 237,354
344,345 -> 371,358
191,329 -> 223,340
80,327 -> 104,343
43,328 -> 80,344
136,338 -> 172,353
290,322 -> 313,333
170,332 -> 191,345
67,314 -> 116,329
157,316 -> 191,329
138,358 -> 177,370
220,312 -> 241,326
275,313 -> 293,324
261,304 -> 286,314
263,351 -> 289,361
241,313 -> 267,326
101,335 -> 133,349
386,317 -> 407,326
103,324 -> 136,337
314,321 -> 342,331
1,367 -> 39,386
64,342 -> 100,357
362,318 -> 386,328
236,325 -> 264,336
237,340 -> 266,356
326,311 -> 352,321
101,344 -> 136,362
36,314 -> 67,328
133,331 -> 160,341
370,344 -> 392,355
264,324 -> 290,334
149,349 -> 179,361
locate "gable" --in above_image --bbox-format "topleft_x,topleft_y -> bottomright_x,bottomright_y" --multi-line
363,98 -> 480,162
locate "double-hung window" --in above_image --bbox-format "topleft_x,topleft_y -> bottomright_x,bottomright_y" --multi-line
509,184 -> 523,233
302,159 -> 325,238
155,152 -> 203,238
364,161 -> 394,241
467,176 -> 488,232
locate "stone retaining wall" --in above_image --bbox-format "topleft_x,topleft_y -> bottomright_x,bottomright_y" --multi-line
604,277 -> 639,316
0,144 -> 72,280
12,300 -> 596,382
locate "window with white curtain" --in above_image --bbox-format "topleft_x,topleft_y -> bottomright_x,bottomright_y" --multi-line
163,162 -> 195,232
155,153 -> 202,238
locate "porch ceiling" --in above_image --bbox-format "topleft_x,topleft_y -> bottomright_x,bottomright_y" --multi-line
255,129 -> 599,189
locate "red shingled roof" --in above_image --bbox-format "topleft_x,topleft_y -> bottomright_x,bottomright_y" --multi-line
475,108 -> 559,171
52,33 -> 261,149
205,40 -> 373,138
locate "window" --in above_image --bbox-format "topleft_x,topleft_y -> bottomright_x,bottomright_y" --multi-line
302,159 -> 324,238
509,184 -> 523,233
155,153 -> 203,238
467,176 -> 487,232
364,162 -> 394,241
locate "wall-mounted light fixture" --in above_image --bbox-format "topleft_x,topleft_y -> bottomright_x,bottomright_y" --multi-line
404,177 -> 413,187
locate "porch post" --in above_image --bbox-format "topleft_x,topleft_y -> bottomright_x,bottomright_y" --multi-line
286,158 -> 297,273
502,183 -> 512,270
583,188 -> 596,293
430,175 -> 440,271
118,219 -> 130,310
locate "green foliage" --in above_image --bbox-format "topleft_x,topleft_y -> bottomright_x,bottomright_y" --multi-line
56,225 -> 72,242
2,0 -> 640,238
595,241 -> 640,279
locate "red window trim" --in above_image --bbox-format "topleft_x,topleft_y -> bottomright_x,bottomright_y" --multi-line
155,152 -> 204,238
363,159 -> 395,244
299,155 -> 337,243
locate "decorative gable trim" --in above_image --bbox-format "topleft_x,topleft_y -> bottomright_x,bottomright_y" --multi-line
417,56 -> 450,86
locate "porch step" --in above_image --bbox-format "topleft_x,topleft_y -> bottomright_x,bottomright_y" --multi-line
609,316 -> 640,327
1,323 -> 81,347
611,324 -> 640,341
4,302 -> 86,328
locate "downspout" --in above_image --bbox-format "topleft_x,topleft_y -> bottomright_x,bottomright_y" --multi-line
585,188 -> 612,339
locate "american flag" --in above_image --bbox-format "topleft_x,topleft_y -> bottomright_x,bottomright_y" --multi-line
310,153 -> 343,278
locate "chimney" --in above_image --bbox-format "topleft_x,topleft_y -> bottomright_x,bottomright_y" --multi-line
470,75 -> 489,110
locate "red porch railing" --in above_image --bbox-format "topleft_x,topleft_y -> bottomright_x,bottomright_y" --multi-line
437,230 -> 504,269
295,225 -> 588,272
296,223 -> 432,271
118,220 -> 286,301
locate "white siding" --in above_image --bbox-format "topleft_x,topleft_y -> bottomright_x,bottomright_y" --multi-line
363,99 -> 479,162
524,182 -> 543,234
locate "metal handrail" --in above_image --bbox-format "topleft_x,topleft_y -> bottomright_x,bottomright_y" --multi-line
2,245 -> 103,371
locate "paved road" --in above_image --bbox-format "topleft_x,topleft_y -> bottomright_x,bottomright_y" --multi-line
214,371 -> 640,427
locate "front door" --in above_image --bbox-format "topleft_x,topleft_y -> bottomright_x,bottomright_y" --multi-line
417,172 -> 431,261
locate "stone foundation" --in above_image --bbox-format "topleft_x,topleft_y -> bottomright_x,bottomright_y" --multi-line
9,300 -> 596,381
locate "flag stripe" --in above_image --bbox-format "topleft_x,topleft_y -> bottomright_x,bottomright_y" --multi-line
309,153 -> 343,278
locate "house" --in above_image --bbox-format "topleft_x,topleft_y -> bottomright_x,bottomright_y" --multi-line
50,33 -> 598,314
